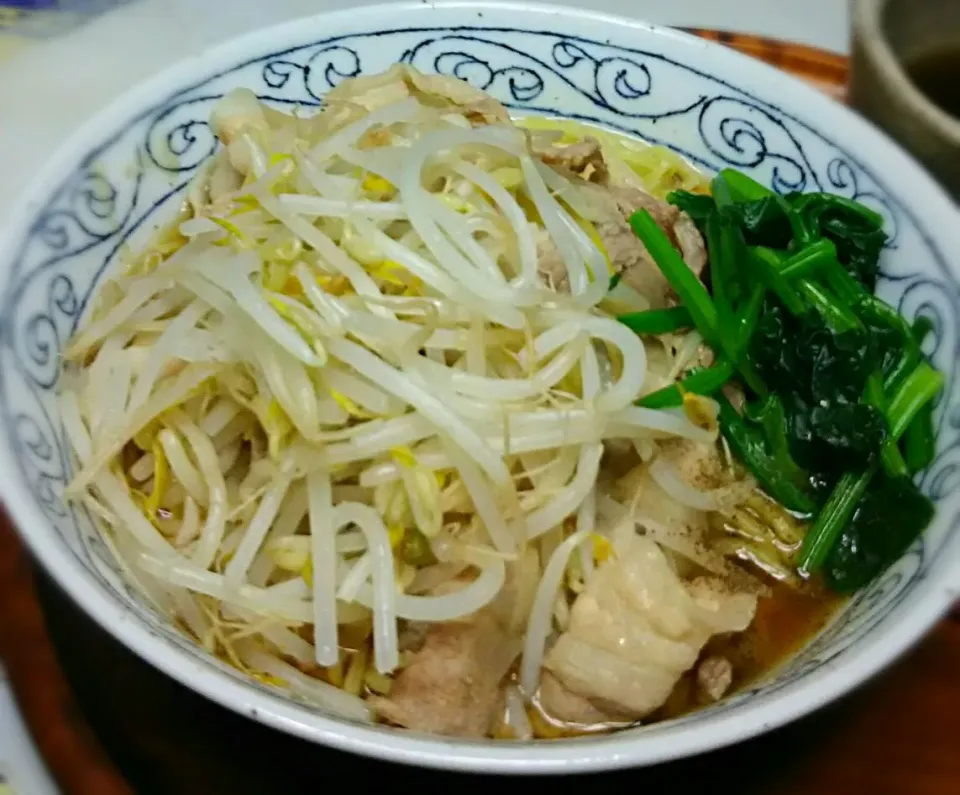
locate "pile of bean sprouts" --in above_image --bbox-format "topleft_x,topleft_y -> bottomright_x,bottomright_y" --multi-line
60,71 -> 719,722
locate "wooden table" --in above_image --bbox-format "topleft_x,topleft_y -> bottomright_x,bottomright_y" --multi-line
1,32 -> 957,795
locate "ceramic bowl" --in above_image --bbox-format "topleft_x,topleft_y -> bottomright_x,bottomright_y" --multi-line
1,1 -> 958,774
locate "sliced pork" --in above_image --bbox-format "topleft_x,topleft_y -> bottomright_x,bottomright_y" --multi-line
541,535 -> 756,723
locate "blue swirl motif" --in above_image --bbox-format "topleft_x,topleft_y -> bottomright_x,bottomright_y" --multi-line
20,273 -> 81,390
5,148 -> 145,397
146,96 -> 220,173
261,44 -> 362,103
32,170 -> 120,249
402,36 -> 545,102
21,163 -> 139,273
404,35 -> 699,118
12,410 -> 67,520
697,97 -> 816,195
0,25 -> 958,717
551,40 -> 652,108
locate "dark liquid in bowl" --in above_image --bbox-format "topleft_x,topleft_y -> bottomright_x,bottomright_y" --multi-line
905,45 -> 960,120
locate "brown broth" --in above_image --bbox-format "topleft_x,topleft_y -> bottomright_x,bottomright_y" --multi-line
662,585 -> 840,726
653,578 -> 843,725
905,45 -> 960,120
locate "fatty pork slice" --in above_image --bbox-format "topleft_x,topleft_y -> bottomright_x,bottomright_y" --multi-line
541,534 -> 756,724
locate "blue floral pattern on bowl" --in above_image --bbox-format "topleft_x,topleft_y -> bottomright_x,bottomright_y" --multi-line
1,8 -> 958,762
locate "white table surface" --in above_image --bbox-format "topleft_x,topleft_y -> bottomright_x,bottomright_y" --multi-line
0,1 -> 849,792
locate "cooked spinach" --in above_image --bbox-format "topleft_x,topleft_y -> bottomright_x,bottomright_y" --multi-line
629,167 -> 944,594
823,471 -> 935,592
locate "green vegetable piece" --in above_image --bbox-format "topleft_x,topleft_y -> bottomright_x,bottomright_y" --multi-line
823,472 -> 935,592
717,393 -> 815,514
863,372 -> 907,478
810,402 -> 888,466
666,190 -> 716,230
736,283 -> 766,358
748,303 -> 880,471
798,360 -> 942,576
715,168 -> 775,203
779,239 -> 839,282
750,247 -> 807,316
883,349 -> 922,396
706,211 -> 743,313
710,173 -> 737,214
734,197 -> 794,248
854,296 -> 918,391
635,359 -> 735,409
824,258 -> 867,305
796,280 -> 861,334
811,194 -> 885,229
777,194 -> 819,249
629,209 -> 719,345
912,316 -> 935,346
702,213 -> 768,395
886,361 -> 944,439
797,465 -> 876,575
746,395 -> 811,491
857,295 -> 913,345
617,306 -> 693,335
902,399 -> 937,475
788,193 -> 887,290
706,214 -> 743,345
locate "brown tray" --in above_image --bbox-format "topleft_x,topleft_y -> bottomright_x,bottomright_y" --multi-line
1,30 -> 957,795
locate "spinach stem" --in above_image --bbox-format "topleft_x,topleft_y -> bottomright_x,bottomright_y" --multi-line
811,194 -> 885,228
903,400 -> 937,475
750,247 -> 806,316
617,306 -> 693,335
798,466 -> 877,575
886,361 -> 944,439
797,280 -> 861,333
629,210 -> 719,345
778,239 -> 836,281
636,359 -> 735,409
709,215 -> 768,395
864,372 -> 907,478
715,169 -> 774,202
736,284 -> 766,357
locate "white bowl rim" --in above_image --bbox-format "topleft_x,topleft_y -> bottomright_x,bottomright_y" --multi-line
1,0 -> 959,774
